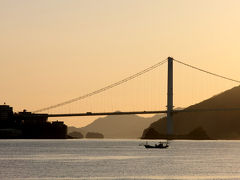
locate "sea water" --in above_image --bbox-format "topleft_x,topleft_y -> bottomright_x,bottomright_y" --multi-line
0,139 -> 240,180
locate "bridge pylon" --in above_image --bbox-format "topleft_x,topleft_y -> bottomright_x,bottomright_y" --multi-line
167,57 -> 174,135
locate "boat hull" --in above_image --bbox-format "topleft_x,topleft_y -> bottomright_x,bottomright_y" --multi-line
144,144 -> 168,149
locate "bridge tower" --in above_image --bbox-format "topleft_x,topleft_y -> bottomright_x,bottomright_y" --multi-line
167,57 -> 174,135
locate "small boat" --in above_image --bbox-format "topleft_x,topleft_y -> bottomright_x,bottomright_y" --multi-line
144,141 -> 169,149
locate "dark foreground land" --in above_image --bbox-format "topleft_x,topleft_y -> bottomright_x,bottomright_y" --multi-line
0,105 -> 67,139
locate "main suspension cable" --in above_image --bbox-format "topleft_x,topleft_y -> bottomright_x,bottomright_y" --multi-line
173,59 -> 240,83
34,59 -> 167,113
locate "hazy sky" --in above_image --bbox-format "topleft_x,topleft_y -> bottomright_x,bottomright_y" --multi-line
1,0 -> 240,127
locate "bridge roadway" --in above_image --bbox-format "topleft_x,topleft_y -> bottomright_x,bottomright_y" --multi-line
46,108 -> 240,117
47,110 -> 168,117
16,108 -> 240,118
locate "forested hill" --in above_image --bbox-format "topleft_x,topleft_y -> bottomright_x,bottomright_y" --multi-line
142,86 -> 240,139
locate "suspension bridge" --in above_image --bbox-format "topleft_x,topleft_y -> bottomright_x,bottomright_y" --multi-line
30,57 -> 240,135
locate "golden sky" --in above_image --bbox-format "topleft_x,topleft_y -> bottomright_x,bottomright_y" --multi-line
1,0 -> 240,127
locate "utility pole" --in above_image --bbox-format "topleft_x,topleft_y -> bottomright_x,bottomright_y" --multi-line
167,57 -> 173,135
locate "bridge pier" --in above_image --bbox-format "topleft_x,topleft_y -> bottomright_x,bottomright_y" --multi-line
167,57 -> 174,135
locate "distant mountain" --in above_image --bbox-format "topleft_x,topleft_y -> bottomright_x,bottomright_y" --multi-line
68,114 -> 165,139
86,132 -> 104,138
142,86 -> 240,140
68,131 -> 84,139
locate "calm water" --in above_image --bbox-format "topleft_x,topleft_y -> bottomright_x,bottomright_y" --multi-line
0,139 -> 240,180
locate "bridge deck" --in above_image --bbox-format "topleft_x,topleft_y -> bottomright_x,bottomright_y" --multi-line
47,108 -> 240,117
